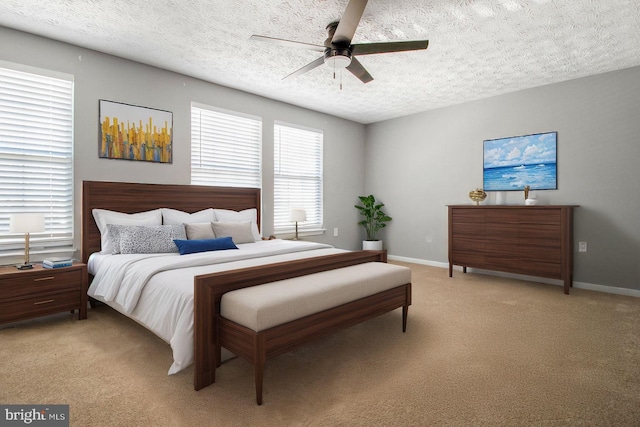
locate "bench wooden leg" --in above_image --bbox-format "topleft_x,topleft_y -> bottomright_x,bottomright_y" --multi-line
402,305 -> 409,332
255,335 -> 266,405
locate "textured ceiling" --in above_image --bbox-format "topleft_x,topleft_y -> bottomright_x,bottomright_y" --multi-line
1,0 -> 639,124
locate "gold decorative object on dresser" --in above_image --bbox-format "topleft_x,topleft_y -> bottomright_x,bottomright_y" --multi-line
0,263 -> 88,325
468,188 -> 487,205
448,205 -> 578,294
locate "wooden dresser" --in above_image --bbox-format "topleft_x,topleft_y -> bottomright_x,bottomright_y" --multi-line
448,205 -> 577,294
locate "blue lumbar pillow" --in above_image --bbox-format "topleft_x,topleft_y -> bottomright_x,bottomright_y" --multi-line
173,236 -> 238,255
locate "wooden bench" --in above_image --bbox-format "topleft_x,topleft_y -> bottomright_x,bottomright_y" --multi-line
193,251 -> 412,404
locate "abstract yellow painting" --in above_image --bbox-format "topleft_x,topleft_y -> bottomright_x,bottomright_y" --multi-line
99,100 -> 173,163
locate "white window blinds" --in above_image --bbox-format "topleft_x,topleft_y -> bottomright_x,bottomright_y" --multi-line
274,122 -> 323,233
191,103 -> 262,188
0,63 -> 74,253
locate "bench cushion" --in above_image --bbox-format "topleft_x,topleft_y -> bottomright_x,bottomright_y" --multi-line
220,262 -> 411,332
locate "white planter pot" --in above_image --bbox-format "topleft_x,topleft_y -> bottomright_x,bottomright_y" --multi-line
362,240 -> 383,250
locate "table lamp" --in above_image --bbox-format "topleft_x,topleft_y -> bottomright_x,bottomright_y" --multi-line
10,213 -> 45,270
289,209 -> 306,240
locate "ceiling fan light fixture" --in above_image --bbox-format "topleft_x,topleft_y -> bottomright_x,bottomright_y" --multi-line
324,48 -> 352,69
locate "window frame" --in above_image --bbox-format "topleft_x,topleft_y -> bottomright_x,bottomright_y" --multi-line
0,61 -> 75,260
273,121 -> 324,237
190,102 -> 262,189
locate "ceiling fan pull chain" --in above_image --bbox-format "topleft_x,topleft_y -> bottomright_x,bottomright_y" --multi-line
333,57 -> 336,80
340,69 -> 343,90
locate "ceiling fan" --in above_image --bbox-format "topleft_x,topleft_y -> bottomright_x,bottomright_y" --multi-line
250,0 -> 429,85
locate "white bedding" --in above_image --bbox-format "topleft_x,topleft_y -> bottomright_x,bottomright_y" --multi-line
87,239 -> 346,374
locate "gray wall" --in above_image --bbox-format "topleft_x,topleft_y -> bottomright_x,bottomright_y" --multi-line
365,66 -> 640,291
3,26 -> 639,292
0,26 -> 366,253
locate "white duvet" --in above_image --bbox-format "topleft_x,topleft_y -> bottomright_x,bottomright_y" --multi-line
87,239 -> 345,374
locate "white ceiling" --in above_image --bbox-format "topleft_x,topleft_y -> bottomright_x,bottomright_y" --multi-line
1,0 -> 639,124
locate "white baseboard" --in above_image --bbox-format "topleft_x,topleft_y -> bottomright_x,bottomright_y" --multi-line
571,281 -> 640,298
387,254 -> 640,298
388,254 -> 449,269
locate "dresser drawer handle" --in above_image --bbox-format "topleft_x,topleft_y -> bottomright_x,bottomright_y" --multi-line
34,276 -> 55,282
34,299 -> 55,305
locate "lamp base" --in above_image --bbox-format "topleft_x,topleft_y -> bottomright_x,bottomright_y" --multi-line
17,263 -> 34,270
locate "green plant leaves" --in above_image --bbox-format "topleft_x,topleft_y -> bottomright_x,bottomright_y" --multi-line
354,194 -> 392,240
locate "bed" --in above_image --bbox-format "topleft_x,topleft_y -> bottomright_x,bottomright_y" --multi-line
81,181 -> 410,397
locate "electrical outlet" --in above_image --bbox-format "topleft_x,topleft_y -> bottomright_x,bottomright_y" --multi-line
578,241 -> 587,252
333,227 -> 339,237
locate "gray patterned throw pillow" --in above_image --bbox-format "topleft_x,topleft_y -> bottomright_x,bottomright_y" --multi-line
107,224 -> 186,254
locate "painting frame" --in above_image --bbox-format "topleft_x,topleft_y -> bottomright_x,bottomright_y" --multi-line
483,131 -> 558,191
99,99 -> 173,163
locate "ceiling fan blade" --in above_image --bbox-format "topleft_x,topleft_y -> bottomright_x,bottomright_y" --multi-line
351,40 -> 429,56
346,57 -> 373,83
332,0 -> 368,45
282,56 -> 326,80
250,35 -> 325,52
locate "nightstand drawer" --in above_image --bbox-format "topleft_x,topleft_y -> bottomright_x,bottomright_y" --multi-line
0,269 -> 82,299
0,290 -> 80,323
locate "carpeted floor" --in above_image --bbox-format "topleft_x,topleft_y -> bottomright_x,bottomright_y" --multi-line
1,262 -> 639,426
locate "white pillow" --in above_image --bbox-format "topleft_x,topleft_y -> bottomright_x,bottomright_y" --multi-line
161,208 -> 215,225
213,208 -> 261,241
92,208 -> 162,254
211,221 -> 256,244
184,222 -> 216,240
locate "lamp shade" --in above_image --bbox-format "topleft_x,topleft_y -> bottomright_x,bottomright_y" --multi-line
289,209 -> 307,223
10,213 -> 45,234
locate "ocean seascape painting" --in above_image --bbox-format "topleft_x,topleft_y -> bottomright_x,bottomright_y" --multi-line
483,131 -> 557,191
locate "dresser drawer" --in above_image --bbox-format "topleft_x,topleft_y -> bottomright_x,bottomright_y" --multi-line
0,290 -> 80,323
486,209 -> 518,224
452,209 -> 486,223
452,236 -> 485,253
0,269 -> 82,300
518,209 -> 561,225
452,222 -> 486,238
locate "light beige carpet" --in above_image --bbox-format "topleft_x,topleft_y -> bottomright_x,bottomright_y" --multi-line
1,262 -> 639,426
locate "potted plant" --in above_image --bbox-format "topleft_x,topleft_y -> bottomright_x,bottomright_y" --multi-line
354,194 -> 392,250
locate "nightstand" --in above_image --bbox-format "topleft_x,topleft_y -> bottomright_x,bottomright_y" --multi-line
0,263 -> 88,325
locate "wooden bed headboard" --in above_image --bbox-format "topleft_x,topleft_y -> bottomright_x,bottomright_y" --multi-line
81,181 -> 261,264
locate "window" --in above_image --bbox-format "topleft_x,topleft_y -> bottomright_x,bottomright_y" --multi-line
191,103 -> 261,188
274,122 -> 323,234
0,62 -> 74,255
